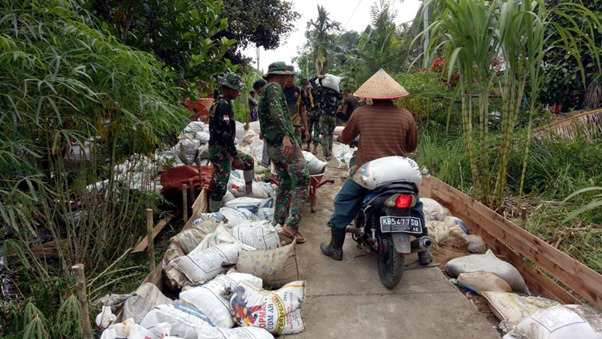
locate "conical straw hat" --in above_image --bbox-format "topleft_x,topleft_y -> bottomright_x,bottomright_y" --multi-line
354,69 -> 409,99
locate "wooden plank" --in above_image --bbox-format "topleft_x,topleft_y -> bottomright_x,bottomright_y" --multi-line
427,177 -> 602,308
132,215 -> 174,253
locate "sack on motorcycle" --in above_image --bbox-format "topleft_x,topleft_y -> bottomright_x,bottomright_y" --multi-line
352,156 -> 422,190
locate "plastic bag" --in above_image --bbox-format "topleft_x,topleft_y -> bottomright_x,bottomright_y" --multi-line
230,280 -> 306,335
504,305 -> 602,339
231,221 -> 280,249
95,306 -> 116,330
456,272 -> 512,293
352,156 -> 422,190
421,198 -> 447,221
303,151 -> 327,175
236,242 -> 298,288
167,243 -> 241,285
481,291 -> 560,326
322,74 -> 343,92
122,283 -> 173,324
179,270 -> 263,328
445,250 -> 528,293
226,197 -> 264,214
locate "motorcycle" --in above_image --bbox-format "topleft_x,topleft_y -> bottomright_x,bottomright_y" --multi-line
346,140 -> 432,289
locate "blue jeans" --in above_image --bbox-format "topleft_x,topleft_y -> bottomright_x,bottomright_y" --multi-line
328,178 -> 427,232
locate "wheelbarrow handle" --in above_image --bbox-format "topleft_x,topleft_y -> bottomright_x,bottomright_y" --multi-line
316,179 -> 335,189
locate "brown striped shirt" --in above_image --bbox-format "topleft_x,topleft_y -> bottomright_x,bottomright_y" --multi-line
339,100 -> 418,168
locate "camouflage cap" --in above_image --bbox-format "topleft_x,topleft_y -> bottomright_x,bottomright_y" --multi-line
264,61 -> 292,78
221,73 -> 241,91
286,65 -> 297,77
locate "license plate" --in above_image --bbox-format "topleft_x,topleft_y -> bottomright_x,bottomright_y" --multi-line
380,216 -> 423,234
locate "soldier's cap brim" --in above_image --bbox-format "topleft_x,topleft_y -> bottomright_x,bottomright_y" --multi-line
222,82 -> 241,91
263,70 -> 293,78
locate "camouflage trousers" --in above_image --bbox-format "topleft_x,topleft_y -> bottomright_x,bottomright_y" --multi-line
320,115 -> 337,157
208,145 -> 254,201
308,117 -> 320,146
294,126 -> 303,146
267,143 -> 309,230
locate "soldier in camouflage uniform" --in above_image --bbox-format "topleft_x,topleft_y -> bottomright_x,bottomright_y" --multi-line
283,65 -> 308,145
301,78 -> 320,153
208,73 -> 255,212
314,77 -> 342,160
258,62 -> 310,244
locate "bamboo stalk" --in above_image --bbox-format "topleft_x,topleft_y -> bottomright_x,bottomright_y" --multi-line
182,184 -> 188,223
146,209 -> 155,270
71,264 -> 93,339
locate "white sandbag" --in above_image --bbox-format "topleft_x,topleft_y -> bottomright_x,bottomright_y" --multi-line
444,216 -> 468,234
219,207 -> 257,225
251,182 -> 276,199
236,242 -> 298,288
334,126 -> 344,136
95,306 -> 116,330
214,327 -> 274,339
197,225 -> 256,252
421,198 -> 447,221
100,318 -> 170,339
242,130 -> 259,146
194,131 -> 210,144
352,156 -> 422,190
445,250 -> 528,293
228,176 -> 247,197
122,283 -> 173,324
194,212 -> 228,224
260,198 -> 274,209
168,243 -> 241,285
249,121 -> 261,134
481,292 -> 560,326
176,138 -> 201,165
177,219 -> 220,254
465,234 -> 487,254
303,151 -> 327,174
504,305 -> 602,339
456,272 -> 512,293
332,143 -> 354,167
231,221 -> 280,249
140,304 -> 215,339
256,208 -> 274,221
226,197 -> 264,214
322,74 -> 343,92
235,121 -> 245,142
184,121 -> 207,134
179,270 -> 262,328
197,143 -> 209,160
426,221 -> 453,244
230,280 -> 306,335
222,191 -> 236,203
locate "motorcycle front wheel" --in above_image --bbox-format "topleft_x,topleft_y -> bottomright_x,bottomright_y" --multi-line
376,233 -> 405,289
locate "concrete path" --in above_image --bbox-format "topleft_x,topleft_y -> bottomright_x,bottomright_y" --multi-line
288,163 -> 500,339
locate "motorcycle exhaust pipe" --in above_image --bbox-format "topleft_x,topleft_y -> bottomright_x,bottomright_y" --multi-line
345,225 -> 361,234
410,236 -> 433,253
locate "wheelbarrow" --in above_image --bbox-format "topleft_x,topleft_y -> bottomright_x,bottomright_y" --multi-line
267,170 -> 335,213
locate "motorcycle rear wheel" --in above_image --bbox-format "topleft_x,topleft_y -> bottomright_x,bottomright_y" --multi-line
376,233 -> 405,289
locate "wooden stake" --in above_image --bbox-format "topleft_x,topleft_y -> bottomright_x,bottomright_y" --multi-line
189,178 -> 196,203
146,208 -> 155,270
521,208 -> 527,229
182,184 -> 188,223
71,264 -> 93,339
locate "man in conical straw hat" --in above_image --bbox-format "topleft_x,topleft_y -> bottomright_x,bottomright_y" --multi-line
321,69 -> 430,265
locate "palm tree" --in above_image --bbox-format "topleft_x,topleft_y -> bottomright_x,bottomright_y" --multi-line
306,5 -> 341,75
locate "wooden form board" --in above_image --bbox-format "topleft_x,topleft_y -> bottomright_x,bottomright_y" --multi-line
132,215 -> 174,253
420,176 -> 602,308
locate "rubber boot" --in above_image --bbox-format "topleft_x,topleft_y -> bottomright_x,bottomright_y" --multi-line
320,228 -> 346,261
418,250 -> 433,266
208,199 -> 221,213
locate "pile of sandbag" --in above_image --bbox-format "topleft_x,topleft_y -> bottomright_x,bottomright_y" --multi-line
175,121 -> 211,166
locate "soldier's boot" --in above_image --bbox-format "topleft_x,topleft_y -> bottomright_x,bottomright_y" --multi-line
320,228 -> 346,261
208,199 -> 221,213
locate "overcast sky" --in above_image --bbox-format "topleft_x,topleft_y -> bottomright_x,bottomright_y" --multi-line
242,0 -> 422,73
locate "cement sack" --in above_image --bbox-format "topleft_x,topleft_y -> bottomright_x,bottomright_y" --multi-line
256,207 -> 275,221
176,138 -> 201,165
226,197 -> 264,214
504,305 -> 602,339
197,225 -> 256,252
219,207 -> 257,225
222,191 -> 236,203
168,243 -> 241,285
260,198 -> 274,209
194,131 -> 210,144
426,221 -> 453,244
194,212 -> 228,224
481,292 -> 560,326
236,242 -> 298,288
231,221 -> 280,249
422,198 -> 447,221
465,234 -> 487,254
251,182 -> 276,199
235,121 -> 245,143
140,304 -> 215,339
456,272 -> 512,293
352,156 -> 422,190
179,270 -> 262,328
197,143 -> 209,160
99,318 -> 171,339
445,250 -> 528,293
249,121 -> 261,134
303,151 -> 327,175
177,219 -> 220,254
322,74 -> 343,92
230,280 -> 306,335
184,121 -> 207,134
122,283 -> 173,324
242,130 -> 259,146
444,216 -> 468,234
